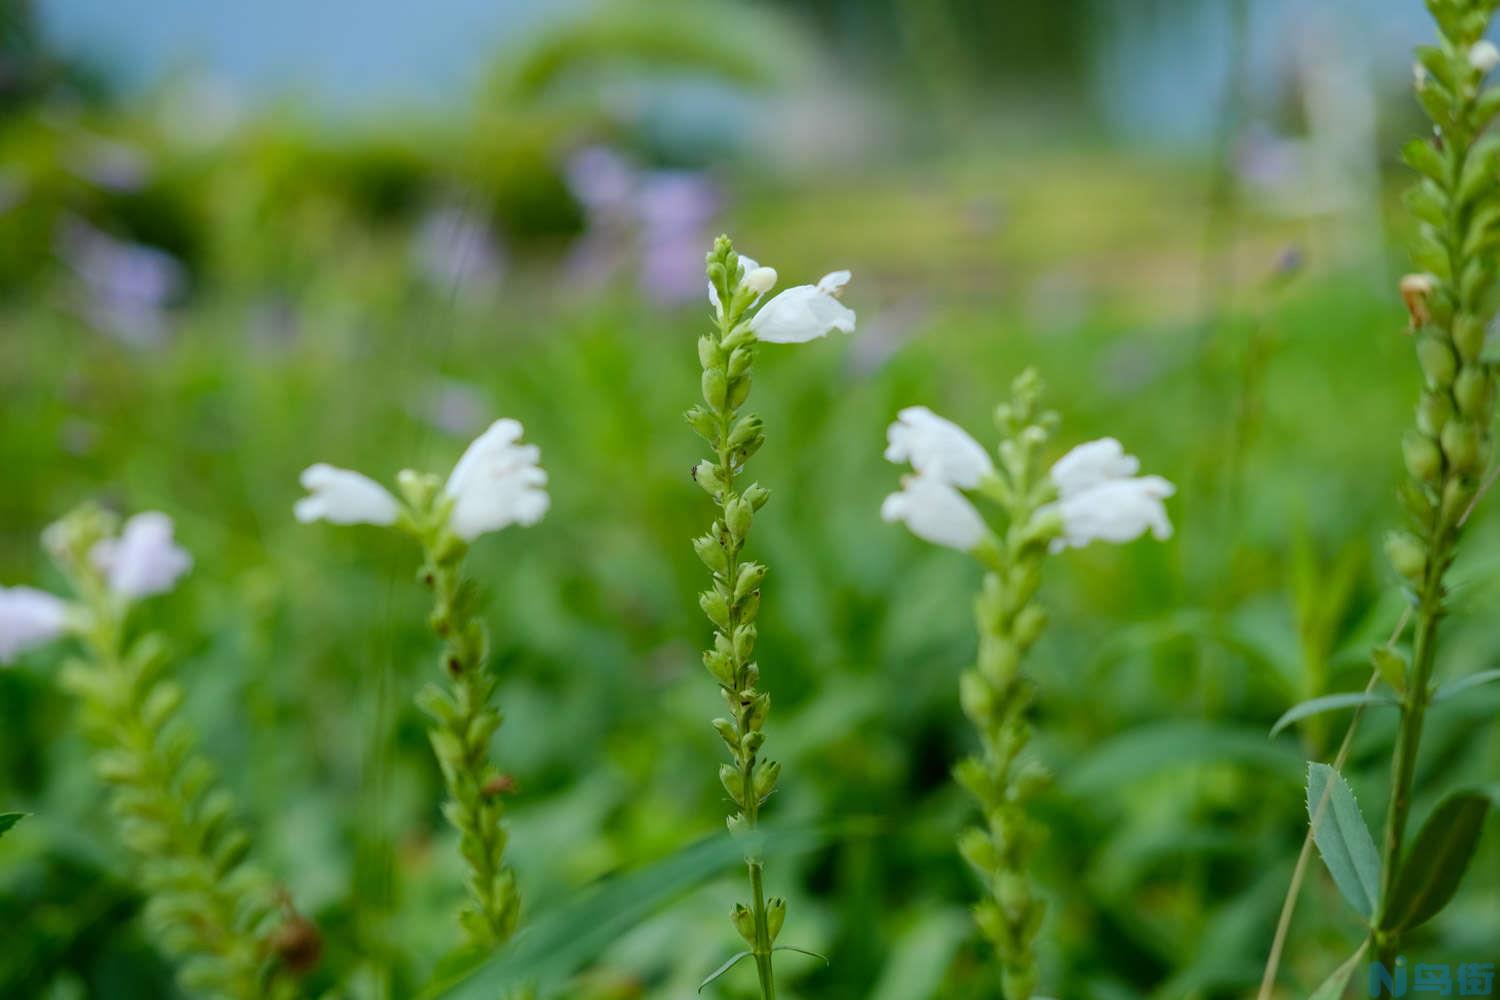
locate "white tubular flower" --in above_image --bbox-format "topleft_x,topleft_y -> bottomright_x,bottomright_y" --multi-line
708,255 -> 775,312
881,475 -> 989,551
884,406 -> 994,489
294,464 -> 402,527
1043,438 -> 1174,552
749,270 -> 856,344
1471,40 -> 1500,73
0,586 -> 69,664
90,512 -> 192,599
444,418 -> 550,540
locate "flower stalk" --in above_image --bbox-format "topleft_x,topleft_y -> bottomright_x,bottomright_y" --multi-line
41,505 -> 306,999
882,372 -> 1173,999
295,417 -> 549,951
1374,1 -> 1500,972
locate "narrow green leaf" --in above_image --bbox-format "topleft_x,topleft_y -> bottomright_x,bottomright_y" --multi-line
1307,763 -> 1382,921
1381,791 -> 1491,932
697,951 -> 752,992
1270,691 -> 1399,737
0,813 -> 25,840
1432,668 -> 1500,703
773,945 -> 830,965
1308,940 -> 1369,1000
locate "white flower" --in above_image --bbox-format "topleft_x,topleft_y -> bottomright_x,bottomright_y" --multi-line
444,418 -> 550,540
90,512 -> 192,599
884,406 -> 994,489
1471,40 -> 1500,73
708,255 -> 775,313
881,475 -> 989,551
1042,438 -> 1174,552
749,270 -> 856,344
295,464 -> 402,526
0,586 -> 69,664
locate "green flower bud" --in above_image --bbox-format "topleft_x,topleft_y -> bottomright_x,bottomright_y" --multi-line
727,414 -> 764,449
727,373 -> 752,409
1417,390 -> 1454,437
972,899 -> 1005,943
765,897 -> 786,942
720,763 -> 745,808
734,562 -> 766,602
685,405 -> 719,442
698,336 -> 723,370
713,717 -> 739,750
1398,479 -> 1435,522
693,533 -> 728,575
1385,530 -> 1428,583
692,461 -> 726,496
1442,475 -> 1476,521
740,730 -> 764,756
702,368 -> 728,409
958,827 -> 998,873
732,624 -> 756,661
1403,429 -> 1444,483
731,903 -> 757,944
737,588 -> 760,623
753,760 -> 781,803
704,647 -> 735,686
1441,419 -> 1481,473
725,497 -> 753,539
1453,366 -> 1492,416
1012,605 -> 1048,647
727,346 -> 754,378
1453,312 -> 1487,361
747,690 -> 770,729
699,589 -> 732,630
742,483 -> 771,510
959,670 -> 993,722
1418,334 -> 1458,388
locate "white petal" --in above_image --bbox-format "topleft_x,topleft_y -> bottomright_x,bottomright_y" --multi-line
884,406 -> 993,488
817,270 -> 851,295
750,284 -> 857,344
707,254 -> 763,310
1049,438 -> 1140,497
91,512 -> 192,599
881,476 -> 988,551
444,418 -> 550,540
1472,40 -> 1500,73
295,464 -> 401,526
0,586 -> 69,664
1047,475 -> 1175,552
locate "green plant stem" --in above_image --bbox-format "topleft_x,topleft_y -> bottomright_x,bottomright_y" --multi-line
417,544 -> 518,949
71,611 -> 293,999
748,859 -> 777,1000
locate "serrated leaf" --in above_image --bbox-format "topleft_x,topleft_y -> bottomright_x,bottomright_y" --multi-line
1270,691 -> 1399,737
1307,763 -> 1382,921
697,951 -> 752,992
1432,668 -> 1500,702
1309,940 -> 1369,1000
1380,791 -> 1491,932
0,813 -> 25,840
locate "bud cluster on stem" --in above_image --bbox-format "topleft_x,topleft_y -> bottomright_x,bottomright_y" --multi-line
1375,0 -> 1500,976
41,505 -> 305,999
689,236 -> 785,999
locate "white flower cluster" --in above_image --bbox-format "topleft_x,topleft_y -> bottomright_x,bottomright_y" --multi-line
1,511 -> 192,664
295,417 -> 549,540
881,406 -> 1174,554
710,253 -> 856,344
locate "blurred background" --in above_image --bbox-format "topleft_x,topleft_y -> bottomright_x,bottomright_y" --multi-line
3,0 -> 1500,997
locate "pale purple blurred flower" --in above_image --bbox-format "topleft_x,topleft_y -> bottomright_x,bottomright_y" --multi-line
0,587 -> 69,665
58,219 -> 186,347
565,146 -> 636,218
90,512 -> 193,599
413,377 -> 490,436
635,170 -> 720,304
69,138 -> 151,193
412,203 -> 505,296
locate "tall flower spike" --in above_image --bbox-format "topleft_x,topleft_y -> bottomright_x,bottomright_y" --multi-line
687,236 -> 851,999
37,504 -> 307,997
296,417 -> 547,949
880,376 -> 1172,999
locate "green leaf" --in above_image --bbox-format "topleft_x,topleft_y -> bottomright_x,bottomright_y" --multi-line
1308,940 -> 1370,1000
1064,721 -> 1306,801
1432,668 -> 1500,703
1270,691 -> 1399,737
772,945 -> 829,965
1381,791 -> 1491,932
0,813 -> 25,841
697,951 -> 751,992
1307,763 -> 1382,921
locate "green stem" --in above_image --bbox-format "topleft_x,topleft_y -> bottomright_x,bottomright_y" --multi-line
749,859 -> 777,1000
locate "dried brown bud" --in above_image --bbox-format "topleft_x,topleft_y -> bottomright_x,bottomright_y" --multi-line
1400,273 -> 1437,330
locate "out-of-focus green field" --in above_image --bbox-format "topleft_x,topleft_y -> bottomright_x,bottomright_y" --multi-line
3,24 -> 1500,1000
